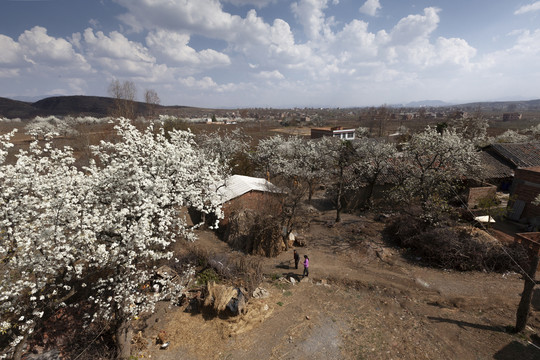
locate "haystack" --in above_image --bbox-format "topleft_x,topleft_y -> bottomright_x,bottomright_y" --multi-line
204,282 -> 246,315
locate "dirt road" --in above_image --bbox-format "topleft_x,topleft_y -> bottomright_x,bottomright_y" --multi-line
137,211 -> 540,360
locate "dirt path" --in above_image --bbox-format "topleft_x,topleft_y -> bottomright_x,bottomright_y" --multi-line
136,210 -> 540,360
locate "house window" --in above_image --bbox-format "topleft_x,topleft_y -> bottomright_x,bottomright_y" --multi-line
346,132 -> 354,139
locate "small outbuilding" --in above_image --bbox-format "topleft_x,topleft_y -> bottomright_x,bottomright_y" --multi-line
508,166 -> 540,228
214,175 -> 283,226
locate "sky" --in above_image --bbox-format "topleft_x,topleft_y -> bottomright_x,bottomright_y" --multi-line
1,0 -> 540,108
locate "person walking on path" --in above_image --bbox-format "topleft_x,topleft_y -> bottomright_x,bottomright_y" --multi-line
293,250 -> 300,269
302,255 -> 309,277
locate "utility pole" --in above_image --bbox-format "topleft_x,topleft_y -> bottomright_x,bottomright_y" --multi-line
514,232 -> 540,332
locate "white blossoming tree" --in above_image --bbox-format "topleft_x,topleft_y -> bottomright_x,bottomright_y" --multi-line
252,136 -> 328,245
319,136 -> 359,223
390,126 -> 481,215
24,116 -> 79,139
254,135 -> 327,201
348,139 -> 397,208
0,120 -> 223,359
492,129 -> 530,144
196,128 -> 252,176
450,116 -> 489,145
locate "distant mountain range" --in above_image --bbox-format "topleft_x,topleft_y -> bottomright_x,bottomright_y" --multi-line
1,95 -> 540,120
0,95 -> 195,119
400,98 -> 540,110
403,100 -> 453,107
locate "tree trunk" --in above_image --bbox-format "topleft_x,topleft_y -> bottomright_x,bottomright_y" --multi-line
335,184 -> 343,223
363,181 -> 376,209
515,254 -> 539,332
307,182 -> 314,203
115,317 -> 133,359
12,333 -> 28,360
335,167 -> 344,223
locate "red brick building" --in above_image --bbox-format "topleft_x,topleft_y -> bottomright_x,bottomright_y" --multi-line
509,166 -> 540,223
215,175 -> 283,226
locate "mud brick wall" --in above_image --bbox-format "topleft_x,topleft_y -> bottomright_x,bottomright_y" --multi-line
467,185 -> 497,208
513,167 -> 540,220
220,191 -> 282,226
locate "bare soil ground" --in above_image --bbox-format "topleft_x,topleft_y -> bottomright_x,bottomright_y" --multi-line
132,208 -> 540,360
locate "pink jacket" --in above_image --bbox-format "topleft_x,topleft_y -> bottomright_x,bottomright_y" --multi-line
303,258 -> 309,268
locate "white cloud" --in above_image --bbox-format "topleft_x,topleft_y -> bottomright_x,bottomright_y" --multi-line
359,0 -> 381,17
291,0 -> 331,40
145,30 -> 230,68
433,37 -> 476,68
515,2 -> 540,15
257,70 -> 284,79
18,26 -> 89,68
113,0 -> 238,37
332,20 -> 379,58
389,7 -> 440,45
81,28 -> 160,76
223,0 -> 275,8
179,76 -> 217,89
83,28 -> 154,62
0,34 -> 26,68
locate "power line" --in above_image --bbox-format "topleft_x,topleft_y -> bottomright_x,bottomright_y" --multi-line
447,179 -> 535,283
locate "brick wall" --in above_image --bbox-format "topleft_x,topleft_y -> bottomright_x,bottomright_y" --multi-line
512,167 -> 540,220
467,185 -> 497,208
220,191 -> 282,226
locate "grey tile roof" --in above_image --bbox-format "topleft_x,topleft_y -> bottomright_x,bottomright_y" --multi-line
479,151 -> 514,179
488,143 -> 540,168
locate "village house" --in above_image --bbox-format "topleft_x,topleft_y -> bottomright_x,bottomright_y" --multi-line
214,175 -> 283,226
310,126 -> 355,140
502,112 -> 522,122
480,143 -> 540,190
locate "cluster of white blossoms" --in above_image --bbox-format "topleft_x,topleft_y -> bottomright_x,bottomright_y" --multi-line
391,126 -> 481,206
0,119 -> 223,353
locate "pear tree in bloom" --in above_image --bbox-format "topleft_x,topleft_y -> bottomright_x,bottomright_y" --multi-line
253,136 -> 328,243
0,119 -> 223,359
319,136 -> 359,223
295,138 -> 328,202
524,123 -> 540,141
252,135 -> 305,247
450,116 -> 489,145
196,128 -> 251,176
252,135 -> 286,179
348,139 -> 397,208
0,132 -> 94,359
253,135 -> 327,191
492,129 -> 530,144
390,126 -> 481,219
24,116 -> 79,139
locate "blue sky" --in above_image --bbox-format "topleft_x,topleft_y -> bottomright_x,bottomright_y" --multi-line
1,0 -> 540,108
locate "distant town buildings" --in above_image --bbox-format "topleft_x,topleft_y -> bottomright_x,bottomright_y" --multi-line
502,112 -> 522,121
310,126 -> 356,140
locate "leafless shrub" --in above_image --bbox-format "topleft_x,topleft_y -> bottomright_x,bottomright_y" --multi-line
235,256 -> 264,297
178,248 -> 263,297
385,214 -> 529,272
224,210 -> 284,257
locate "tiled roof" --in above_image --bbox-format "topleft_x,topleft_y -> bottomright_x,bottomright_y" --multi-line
479,151 -> 514,179
488,143 -> 540,168
215,175 -> 282,204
